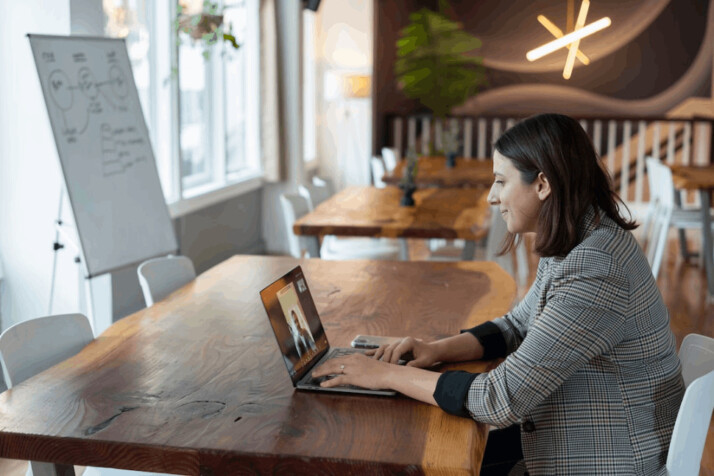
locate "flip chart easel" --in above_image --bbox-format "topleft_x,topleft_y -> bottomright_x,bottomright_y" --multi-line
29,34 -> 178,331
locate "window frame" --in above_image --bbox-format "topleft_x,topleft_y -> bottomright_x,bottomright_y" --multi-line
105,0 -> 263,218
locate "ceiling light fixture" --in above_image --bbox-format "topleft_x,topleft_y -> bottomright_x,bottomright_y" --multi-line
526,0 -> 611,79
562,0 -> 590,79
537,15 -> 590,65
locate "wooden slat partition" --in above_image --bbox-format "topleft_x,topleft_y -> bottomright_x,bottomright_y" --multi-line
463,118 -> 473,158
387,114 -> 714,211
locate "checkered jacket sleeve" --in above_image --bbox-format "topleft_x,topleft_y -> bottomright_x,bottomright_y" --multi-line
464,246 -> 629,427
461,259 -> 547,360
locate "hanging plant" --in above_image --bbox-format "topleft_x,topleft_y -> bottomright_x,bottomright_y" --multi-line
395,0 -> 486,118
175,1 -> 240,60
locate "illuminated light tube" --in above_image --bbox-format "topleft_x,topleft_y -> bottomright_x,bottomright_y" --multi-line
526,16 -> 611,62
563,0 -> 590,79
537,15 -> 590,65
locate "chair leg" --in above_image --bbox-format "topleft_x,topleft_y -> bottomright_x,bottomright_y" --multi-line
672,192 -> 696,259
677,228 -> 693,259
30,461 -> 75,476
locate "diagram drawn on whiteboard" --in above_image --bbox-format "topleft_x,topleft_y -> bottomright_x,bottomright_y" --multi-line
38,48 -> 148,178
48,63 -> 129,137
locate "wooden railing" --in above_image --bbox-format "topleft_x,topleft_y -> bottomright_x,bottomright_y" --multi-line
384,114 -> 714,208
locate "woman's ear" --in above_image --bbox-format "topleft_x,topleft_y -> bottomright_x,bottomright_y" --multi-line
536,172 -> 551,201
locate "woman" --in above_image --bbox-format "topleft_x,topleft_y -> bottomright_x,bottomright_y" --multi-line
288,309 -> 307,358
313,113 -> 684,475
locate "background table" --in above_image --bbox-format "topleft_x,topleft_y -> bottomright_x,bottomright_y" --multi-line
670,164 -> 714,296
0,255 -> 516,475
293,186 -> 491,260
383,157 -> 494,188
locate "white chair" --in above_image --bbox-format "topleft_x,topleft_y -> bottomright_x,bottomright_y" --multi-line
0,314 -> 171,476
137,255 -> 196,307
427,206 -> 529,286
484,206 -> 529,286
312,175 -> 335,195
371,156 -> 387,188
666,333 -> 714,475
678,333 -> 714,388
280,193 -> 400,260
381,147 -> 400,172
642,159 -> 704,278
644,157 -> 714,266
299,180 -> 331,208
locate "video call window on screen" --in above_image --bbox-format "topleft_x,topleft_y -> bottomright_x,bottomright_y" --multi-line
277,281 -> 318,362
261,267 -> 330,380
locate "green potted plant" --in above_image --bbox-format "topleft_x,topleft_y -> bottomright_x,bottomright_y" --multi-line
399,147 -> 419,207
442,127 -> 460,168
176,1 -> 240,60
394,0 -> 485,163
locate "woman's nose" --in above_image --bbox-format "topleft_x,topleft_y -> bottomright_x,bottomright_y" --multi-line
487,186 -> 499,205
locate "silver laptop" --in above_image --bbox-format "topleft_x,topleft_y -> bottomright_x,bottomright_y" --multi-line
259,265 -> 397,396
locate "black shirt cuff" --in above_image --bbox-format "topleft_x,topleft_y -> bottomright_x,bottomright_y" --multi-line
461,321 -> 507,360
433,371 -> 479,417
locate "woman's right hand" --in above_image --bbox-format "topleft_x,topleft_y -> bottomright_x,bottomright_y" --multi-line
368,337 -> 440,368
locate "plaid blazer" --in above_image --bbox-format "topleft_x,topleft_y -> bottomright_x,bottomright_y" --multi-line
435,208 -> 684,475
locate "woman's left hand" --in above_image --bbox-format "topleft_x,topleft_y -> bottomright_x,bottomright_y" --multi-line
312,353 -> 396,390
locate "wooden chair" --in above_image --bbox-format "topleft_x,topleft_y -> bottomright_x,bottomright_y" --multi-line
137,256 -> 196,307
666,333 -> 714,475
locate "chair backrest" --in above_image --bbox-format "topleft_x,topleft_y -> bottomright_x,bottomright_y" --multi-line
137,255 -> 196,307
381,147 -> 400,172
0,313 -> 94,388
643,158 -> 674,278
299,180 -> 333,210
679,333 -> 714,387
371,156 -> 387,188
485,205 -> 508,262
297,185 -> 315,211
666,333 -> 714,475
647,158 -> 676,207
280,193 -> 313,258
312,175 -> 335,196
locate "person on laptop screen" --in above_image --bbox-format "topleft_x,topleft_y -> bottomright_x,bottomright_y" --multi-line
313,114 -> 684,476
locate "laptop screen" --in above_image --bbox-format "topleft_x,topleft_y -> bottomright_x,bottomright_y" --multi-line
259,266 -> 329,384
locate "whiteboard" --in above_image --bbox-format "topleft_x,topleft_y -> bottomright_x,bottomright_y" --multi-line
29,34 -> 177,277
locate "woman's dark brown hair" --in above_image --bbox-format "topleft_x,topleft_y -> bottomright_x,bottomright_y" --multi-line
495,113 -> 637,257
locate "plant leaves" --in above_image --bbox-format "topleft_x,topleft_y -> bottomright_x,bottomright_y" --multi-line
394,2 -> 486,117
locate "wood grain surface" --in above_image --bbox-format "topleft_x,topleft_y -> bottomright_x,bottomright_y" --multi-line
383,157 -> 494,188
293,186 -> 491,241
670,164 -> 714,190
0,256 -> 516,475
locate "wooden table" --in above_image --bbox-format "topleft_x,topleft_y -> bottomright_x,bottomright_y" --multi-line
670,164 -> 714,296
0,256 -> 515,475
383,157 -> 494,188
293,186 -> 491,260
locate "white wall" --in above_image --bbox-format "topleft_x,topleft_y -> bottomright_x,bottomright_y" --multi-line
314,0 -> 373,189
0,1 -> 84,331
261,0 -> 305,254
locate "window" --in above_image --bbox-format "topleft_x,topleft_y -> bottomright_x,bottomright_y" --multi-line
103,0 -> 261,212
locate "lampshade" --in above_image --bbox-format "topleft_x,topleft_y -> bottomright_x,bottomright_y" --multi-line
342,74 -> 371,99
